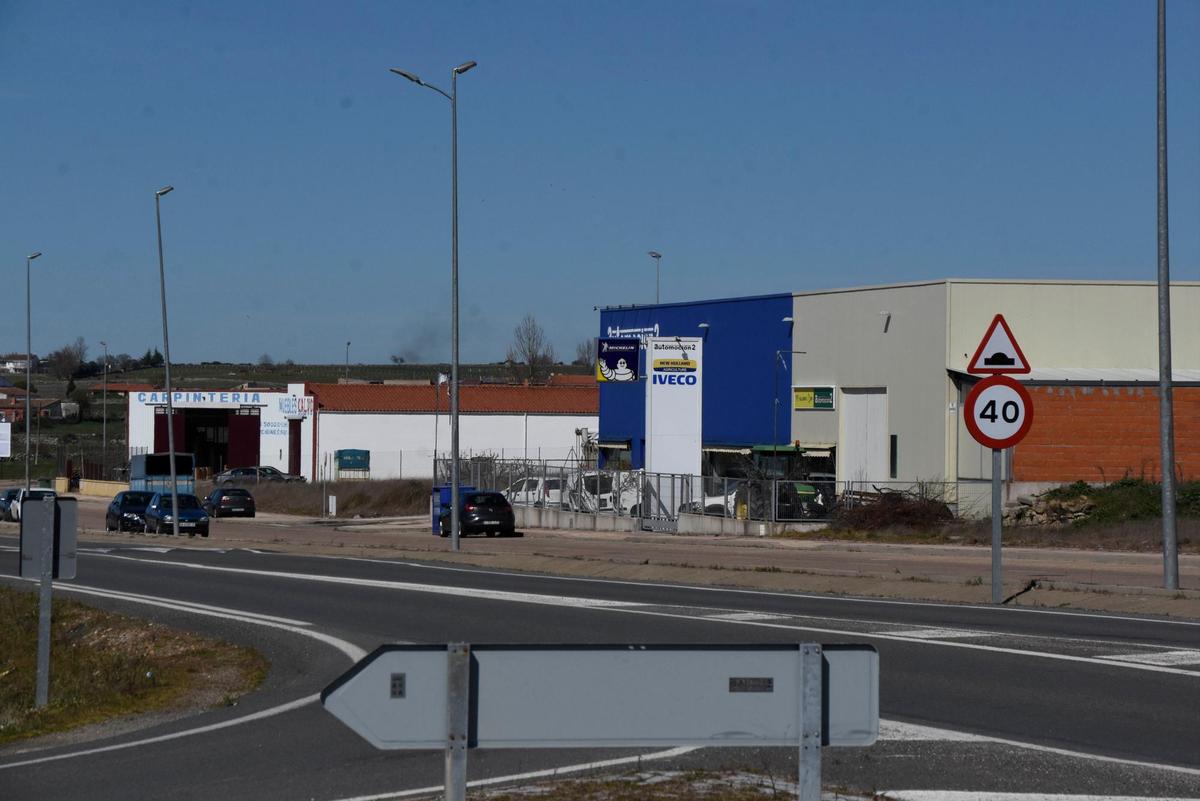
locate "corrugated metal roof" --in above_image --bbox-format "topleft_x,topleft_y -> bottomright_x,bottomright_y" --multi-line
308,383 -> 598,415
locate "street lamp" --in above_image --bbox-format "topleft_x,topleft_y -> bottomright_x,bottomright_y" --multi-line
390,59 -> 476,556
345,341 -> 351,382
155,185 -> 181,538
25,251 -> 41,490
647,251 -> 662,304
100,340 -> 108,479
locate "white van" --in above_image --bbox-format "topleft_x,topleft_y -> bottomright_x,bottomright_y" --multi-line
503,476 -> 566,508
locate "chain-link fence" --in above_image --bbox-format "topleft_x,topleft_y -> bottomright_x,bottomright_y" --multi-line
437,457 -> 969,528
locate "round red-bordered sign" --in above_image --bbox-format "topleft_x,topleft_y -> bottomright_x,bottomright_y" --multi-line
964,375 -> 1034,450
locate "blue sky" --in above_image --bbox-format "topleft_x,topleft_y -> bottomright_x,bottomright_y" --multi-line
2,1 -> 1197,364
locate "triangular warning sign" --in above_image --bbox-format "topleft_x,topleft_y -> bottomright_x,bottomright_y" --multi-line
967,314 -> 1030,374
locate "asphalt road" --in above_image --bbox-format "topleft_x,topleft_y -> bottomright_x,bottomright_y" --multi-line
1,526 -> 1198,800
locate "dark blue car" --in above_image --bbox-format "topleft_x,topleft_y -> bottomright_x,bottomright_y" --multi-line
106,490 -> 156,532
144,492 -> 210,537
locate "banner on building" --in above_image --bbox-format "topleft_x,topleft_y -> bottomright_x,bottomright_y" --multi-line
596,338 -> 641,383
793,386 -> 835,411
644,337 -> 703,479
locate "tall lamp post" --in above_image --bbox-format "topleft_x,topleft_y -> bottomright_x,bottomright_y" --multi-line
390,60 -> 476,557
25,251 -> 41,490
155,185 -> 181,538
647,251 -> 662,304
345,341 -> 351,382
100,340 -> 109,479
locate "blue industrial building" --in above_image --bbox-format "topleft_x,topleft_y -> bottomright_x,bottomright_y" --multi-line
598,293 -> 796,470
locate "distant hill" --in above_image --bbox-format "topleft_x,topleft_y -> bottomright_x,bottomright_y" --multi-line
87,362 -> 592,390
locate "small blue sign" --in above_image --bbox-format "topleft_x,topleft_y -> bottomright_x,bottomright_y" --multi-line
596,338 -> 640,383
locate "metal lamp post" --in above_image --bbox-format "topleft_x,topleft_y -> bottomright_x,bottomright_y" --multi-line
155,185 -> 181,538
100,340 -> 108,479
391,60 -> 476,557
345,341 -> 351,382
25,251 -> 41,490
647,251 -> 662,304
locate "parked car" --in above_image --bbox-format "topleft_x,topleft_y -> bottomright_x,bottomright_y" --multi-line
503,476 -> 567,508
203,486 -> 256,518
0,488 -> 21,521
143,492 -> 210,536
214,465 -> 304,485
105,491 -> 156,532
10,488 -> 57,522
438,491 -> 515,537
567,470 -> 642,515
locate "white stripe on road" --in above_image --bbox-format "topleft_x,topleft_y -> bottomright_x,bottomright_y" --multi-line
708,611 -> 792,622
55,583 -> 313,627
0,695 -> 318,771
1099,650 -> 1200,666
0,582 -> 368,772
87,553 -> 1200,679
321,746 -> 701,801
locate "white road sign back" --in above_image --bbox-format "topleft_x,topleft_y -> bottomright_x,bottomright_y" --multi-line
322,642 -> 878,749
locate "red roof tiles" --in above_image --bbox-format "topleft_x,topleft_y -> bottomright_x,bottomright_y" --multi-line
308,383 -> 597,415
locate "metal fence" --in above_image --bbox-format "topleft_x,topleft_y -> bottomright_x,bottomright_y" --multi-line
438,458 -> 968,530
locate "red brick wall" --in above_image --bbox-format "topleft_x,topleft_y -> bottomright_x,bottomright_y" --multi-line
1013,385 -> 1200,482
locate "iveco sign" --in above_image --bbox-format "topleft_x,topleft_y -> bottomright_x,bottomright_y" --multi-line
644,337 -> 703,480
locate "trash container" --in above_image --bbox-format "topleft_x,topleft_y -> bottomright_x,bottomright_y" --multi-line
431,484 -> 476,535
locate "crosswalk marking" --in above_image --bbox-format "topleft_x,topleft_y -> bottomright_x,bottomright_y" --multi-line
1099,650 -> 1200,666
886,628 -> 992,640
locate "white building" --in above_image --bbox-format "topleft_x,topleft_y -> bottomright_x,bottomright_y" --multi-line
127,381 -> 599,481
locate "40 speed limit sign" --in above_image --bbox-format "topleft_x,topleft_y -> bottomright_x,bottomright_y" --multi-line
964,375 -> 1034,449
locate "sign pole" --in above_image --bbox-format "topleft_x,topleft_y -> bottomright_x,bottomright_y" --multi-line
34,495 -> 55,707
991,448 -> 1002,604
444,643 -> 470,801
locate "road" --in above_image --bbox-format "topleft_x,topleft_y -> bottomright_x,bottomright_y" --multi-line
1,505 -> 1198,800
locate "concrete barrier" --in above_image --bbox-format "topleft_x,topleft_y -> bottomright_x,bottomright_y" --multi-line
78,479 -> 127,498
514,505 -> 827,537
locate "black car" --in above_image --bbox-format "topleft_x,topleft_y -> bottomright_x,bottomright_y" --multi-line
438,491 -> 515,537
0,488 -> 20,521
203,487 -> 256,518
106,491 -> 156,532
143,493 -> 210,537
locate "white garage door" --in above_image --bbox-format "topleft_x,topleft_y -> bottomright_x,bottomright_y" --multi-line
840,388 -> 889,483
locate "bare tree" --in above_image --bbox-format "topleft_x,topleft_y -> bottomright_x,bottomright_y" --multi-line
46,337 -> 88,379
572,338 -> 595,367
258,353 -> 274,367
506,314 -> 556,383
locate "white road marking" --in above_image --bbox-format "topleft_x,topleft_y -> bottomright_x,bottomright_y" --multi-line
382,557 -> 1200,629
708,611 -> 791,621
0,581 -> 368,771
1099,650 -> 1200,666
321,746 -> 701,801
85,553 -> 1200,679
0,695 -> 318,770
886,628 -> 994,640
57,583 -> 313,627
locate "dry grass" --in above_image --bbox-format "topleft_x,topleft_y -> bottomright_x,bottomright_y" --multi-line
779,517 -> 1199,553
0,585 -> 268,744
479,770 -> 818,800
208,478 -> 434,518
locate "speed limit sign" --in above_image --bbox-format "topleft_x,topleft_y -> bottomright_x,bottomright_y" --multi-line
964,375 -> 1034,449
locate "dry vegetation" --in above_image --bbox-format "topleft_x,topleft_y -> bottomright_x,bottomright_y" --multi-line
478,770 -> 838,801
0,586 -> 267,745
209,478 -> 434,518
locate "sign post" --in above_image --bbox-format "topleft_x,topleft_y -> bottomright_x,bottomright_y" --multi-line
965,315 -> 1033,604
18,495 -> 78,706
323,642 -> 878,801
